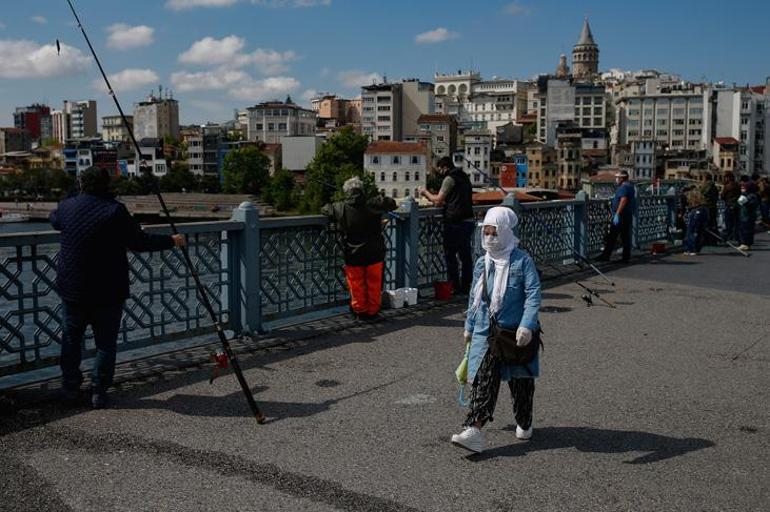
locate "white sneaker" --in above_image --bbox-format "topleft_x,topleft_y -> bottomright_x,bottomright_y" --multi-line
451,426 -> 484,453
515,425 -> 533,440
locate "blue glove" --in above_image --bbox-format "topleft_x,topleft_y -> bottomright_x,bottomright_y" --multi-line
612,213 -> 620,226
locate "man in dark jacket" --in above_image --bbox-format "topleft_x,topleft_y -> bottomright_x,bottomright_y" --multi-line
50,167 -> 185,408
699,174 -> 719,245
322,176 -> 397,319
720,172 -> 741,241
419,156 -> 475,295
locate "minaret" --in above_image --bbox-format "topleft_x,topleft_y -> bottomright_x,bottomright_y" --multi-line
572,18 -> 599,80
556,54 -> 570,78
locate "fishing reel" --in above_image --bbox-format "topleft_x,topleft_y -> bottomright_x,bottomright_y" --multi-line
581,294 -> 593,307
208,349 -> 229,384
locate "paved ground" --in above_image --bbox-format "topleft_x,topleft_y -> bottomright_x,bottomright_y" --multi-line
1,234 -> 768,512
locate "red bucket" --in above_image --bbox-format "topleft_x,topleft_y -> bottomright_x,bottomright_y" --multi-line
434,281 -> 454,300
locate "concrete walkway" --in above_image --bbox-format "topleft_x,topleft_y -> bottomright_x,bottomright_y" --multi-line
1,234 -> 768,512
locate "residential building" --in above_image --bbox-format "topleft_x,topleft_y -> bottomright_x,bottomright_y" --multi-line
712,137 -> 739,175
632,140 -> 659,180
245,99 -> 316,144
534,78 -> 608,145
187,134 -> 204,175
712,82 -> 769,175
572,18 -> 599,80
0,127 -> 31,154
499,155 -> 529,188
365,141 -> 428,200
281,136 -> 323,173
615,81 -> 710,152
102,115 -> 134,142
401,79 -> 435,140
416,114 -> 458,169
361,82 -> 403,141
132,138 -> 167,177
463,130 -> 492,187
133,90 -> 180,141
556,129 -> 583,190
59,100 -> 98,140
346,98 -> 362,126
13,104 -> 51,142
526,142 -> 558,189
63,138 -> 119,176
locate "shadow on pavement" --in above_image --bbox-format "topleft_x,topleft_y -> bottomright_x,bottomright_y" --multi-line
470,426 -> 715,464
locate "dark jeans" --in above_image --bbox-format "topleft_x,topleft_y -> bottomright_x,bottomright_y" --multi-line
442,221 -> 474,294
684,207 -> 708,253
738,217 -> 756,247
761,201 -> 770,224
600,215 -> 632,262
723,206 -> 738,241
60,300 -> 125,393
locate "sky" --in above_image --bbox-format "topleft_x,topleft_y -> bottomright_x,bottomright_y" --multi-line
1,0 -> 768,128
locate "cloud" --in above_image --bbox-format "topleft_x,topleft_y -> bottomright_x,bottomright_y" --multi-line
178,35 -> 296,73
171,68 -> 250,92
301,89 -> 318,101
0,39 -> 91,79
251,0 -> 331,6
503,2 -> 530,16
415,27 -> 458,44
31,16 -> 48,25
0,22 -> 6,30
165,0 -> 238,10
337,70 -> 381,89
106,24 -> 155,50
93,68 -> 159,93
228,76 -> 301,101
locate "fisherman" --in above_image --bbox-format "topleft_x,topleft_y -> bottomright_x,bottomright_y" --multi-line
419,156 -> 475,295
50,167 -> 186,408
683,185 -> 709,256
720,172 -> 741,241
597,170 -> 635,263
322,176 -> 397,320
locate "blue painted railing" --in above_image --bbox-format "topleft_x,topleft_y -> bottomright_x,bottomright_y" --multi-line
0,192 -> 678,376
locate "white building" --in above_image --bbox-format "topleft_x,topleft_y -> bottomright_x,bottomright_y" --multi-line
102,115 -> 133,143
133,92 -> 179,141
632,140 -> 657,180
186,135 -> 204,175
462,130 -> 492,187
615,81 -> 709,152
282,136 -> 323,172
361,82 -> 402,141
713,82 -> 770,175
534,78 -> 608,145
245,100 -> 316,144
365,141 -> 428,199
52,100 -> 98,142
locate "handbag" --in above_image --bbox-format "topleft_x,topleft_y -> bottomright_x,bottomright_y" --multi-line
481,265 -> 542,369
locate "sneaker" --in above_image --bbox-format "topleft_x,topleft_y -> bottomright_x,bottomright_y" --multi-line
91,392 -> 109,409
515,425 -> 533,440
451,426 -> 484,453
737,245 -> 750,251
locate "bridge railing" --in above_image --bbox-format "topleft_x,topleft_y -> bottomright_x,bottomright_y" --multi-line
0,193 -> 677,377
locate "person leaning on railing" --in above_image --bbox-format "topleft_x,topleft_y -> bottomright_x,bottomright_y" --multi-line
419,156 -> 475,295
50,166 -> 186,409
321,176 -> 397,320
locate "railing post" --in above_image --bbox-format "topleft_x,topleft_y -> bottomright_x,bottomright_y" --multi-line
666,187 -> 678,235
229,201 -> 262,335
574,190 -> 588,260
399,197 -> 419,288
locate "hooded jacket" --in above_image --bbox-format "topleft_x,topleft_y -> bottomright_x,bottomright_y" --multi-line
322,189 -> 397,266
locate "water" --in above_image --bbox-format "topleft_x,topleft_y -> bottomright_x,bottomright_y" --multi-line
0,221 -> 52,234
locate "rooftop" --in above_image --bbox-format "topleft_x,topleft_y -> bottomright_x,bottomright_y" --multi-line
364,141 -> 428,155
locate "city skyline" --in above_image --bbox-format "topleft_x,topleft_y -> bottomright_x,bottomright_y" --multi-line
1,0 -> 769,126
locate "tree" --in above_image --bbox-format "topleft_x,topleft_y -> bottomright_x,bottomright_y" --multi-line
524,123 -> 537,141
300,126 -> 371,213
198,175 -> 221,193
113,176 -> 142,196
160,162 -> 197,192
222,145 -> 270,195
264,168 -> 298,211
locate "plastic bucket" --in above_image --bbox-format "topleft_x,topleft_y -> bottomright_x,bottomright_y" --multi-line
434,281 -> 453,300
651,242 -> 666,255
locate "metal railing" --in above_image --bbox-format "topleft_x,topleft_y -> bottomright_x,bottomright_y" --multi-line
0,193 -> 679,376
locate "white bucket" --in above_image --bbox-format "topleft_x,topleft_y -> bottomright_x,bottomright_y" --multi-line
403,287 -> 418,306
384,289 -> 406,309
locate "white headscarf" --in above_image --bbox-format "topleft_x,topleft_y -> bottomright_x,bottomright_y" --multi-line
471,207 -> 520,315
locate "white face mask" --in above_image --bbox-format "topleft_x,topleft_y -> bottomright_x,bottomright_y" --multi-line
615,178 -> 621,185
483,234 -> 500,250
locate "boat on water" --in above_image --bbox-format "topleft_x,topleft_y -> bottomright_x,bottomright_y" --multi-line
0,212 -> 30,223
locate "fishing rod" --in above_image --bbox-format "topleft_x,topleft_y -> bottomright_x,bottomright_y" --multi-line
535,257 -> 616,309
704,228 -> 751,257
65,0 -> 265,424
459,154 -> 615,286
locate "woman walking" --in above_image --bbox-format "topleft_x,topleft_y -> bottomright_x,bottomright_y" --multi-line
451,207 -> 542,454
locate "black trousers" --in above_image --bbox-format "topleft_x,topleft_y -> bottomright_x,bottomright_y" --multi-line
442,222 -> 474,294
601,215 -> 633,262
464,349 -> 535,429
